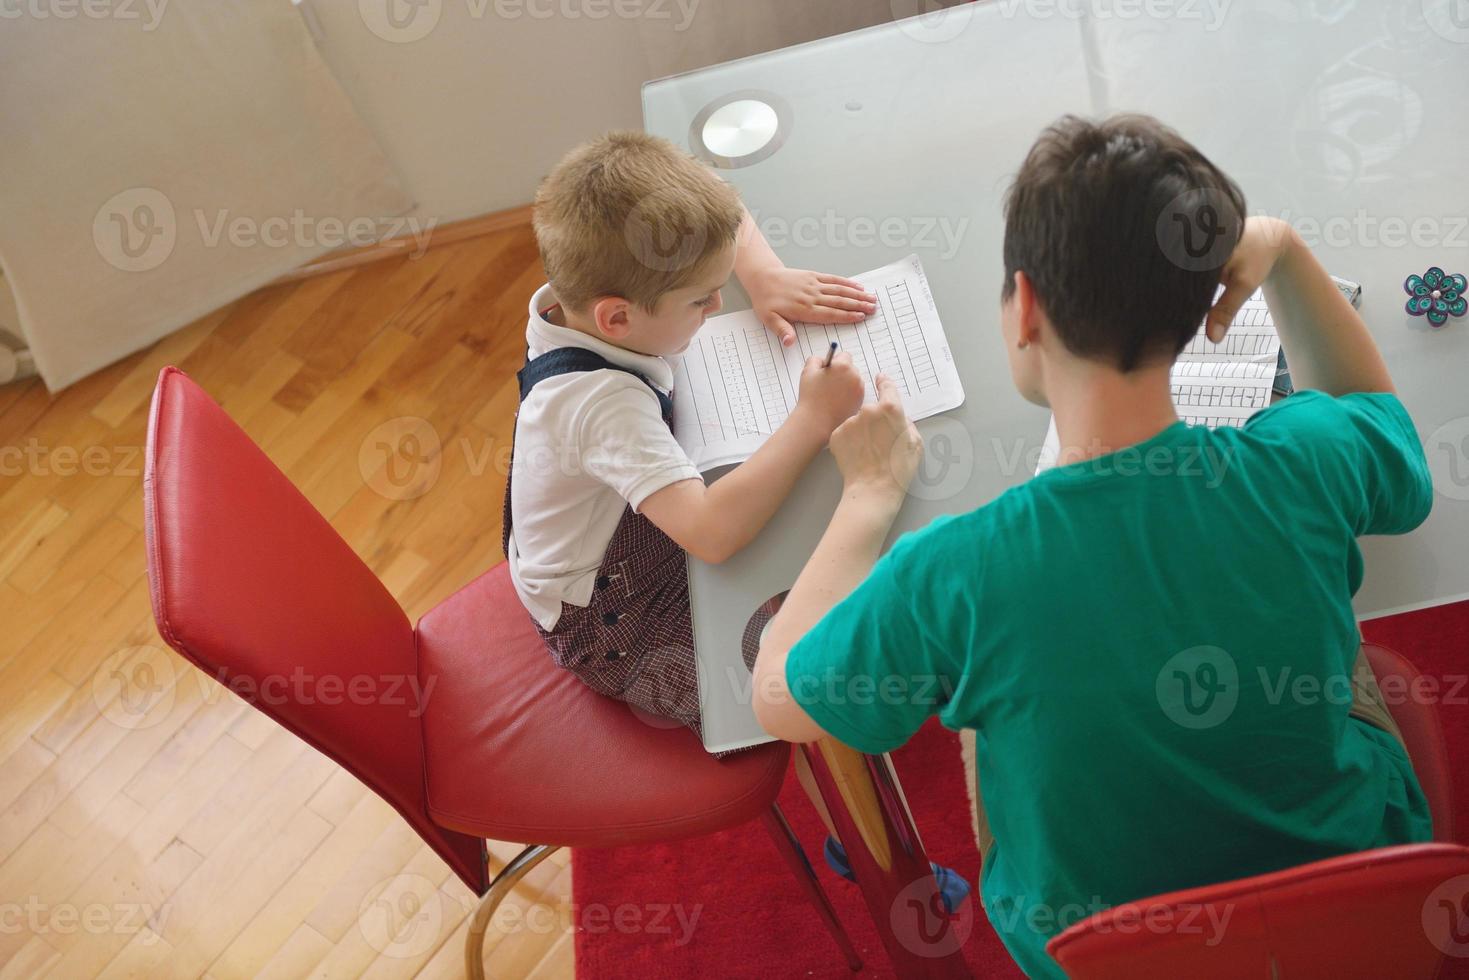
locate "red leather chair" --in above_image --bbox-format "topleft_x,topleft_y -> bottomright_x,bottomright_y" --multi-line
1047,641 -> 1469,979
1364,642 -> 1456,843
143,366 -> 859,977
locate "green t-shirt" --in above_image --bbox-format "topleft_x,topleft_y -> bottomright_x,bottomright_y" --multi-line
785,391 -> 1434,979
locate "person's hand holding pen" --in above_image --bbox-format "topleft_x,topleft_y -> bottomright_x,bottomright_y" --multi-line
792,342 -> 864,438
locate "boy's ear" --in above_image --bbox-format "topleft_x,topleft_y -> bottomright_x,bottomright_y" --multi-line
590,296 -> 633,341
1012,271 -> 1043,349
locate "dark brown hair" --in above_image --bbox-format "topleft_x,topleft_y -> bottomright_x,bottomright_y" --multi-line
1002,114 -> 1247,371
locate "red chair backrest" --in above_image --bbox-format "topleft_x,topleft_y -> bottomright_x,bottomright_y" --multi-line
1365,642 -> 1456,841
143,366 -> 486,894
1046,843 -> 1469,978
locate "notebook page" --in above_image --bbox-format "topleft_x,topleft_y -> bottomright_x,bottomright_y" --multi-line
1170,288 -> 1280,427
671,254 -> 965,471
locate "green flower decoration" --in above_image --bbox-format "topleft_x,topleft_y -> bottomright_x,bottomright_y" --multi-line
1405,267 -> 1467,328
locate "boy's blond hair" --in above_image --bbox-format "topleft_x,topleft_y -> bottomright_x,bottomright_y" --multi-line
533,131 -> 744,313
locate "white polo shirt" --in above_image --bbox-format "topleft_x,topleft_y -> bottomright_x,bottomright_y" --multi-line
506,284 -> 702,630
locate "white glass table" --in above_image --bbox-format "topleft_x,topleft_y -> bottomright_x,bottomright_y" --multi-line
644,3 -> 1469,973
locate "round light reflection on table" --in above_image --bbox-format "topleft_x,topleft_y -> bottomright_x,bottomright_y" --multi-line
702,99 -> 779,158
689,91 -> 791,169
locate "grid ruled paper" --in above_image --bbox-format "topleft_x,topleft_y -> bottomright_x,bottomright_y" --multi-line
1169,288 -> 1280,427
671,254 -> 965,471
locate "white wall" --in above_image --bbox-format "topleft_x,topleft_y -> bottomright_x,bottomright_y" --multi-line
0,1 -> 415,390
305,0 -> 971,222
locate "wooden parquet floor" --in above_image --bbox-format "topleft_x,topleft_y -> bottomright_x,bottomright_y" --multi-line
0,225 -> 574,979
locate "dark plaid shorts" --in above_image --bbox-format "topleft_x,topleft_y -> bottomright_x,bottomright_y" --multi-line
503,345 -> 715,746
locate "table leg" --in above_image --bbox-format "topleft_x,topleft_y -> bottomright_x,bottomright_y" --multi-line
800,740 -> 973,977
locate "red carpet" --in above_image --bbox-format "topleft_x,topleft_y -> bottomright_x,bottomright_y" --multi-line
572,602 -> 1469,978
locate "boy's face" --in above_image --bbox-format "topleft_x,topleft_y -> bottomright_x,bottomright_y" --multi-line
620,244 -> 737,357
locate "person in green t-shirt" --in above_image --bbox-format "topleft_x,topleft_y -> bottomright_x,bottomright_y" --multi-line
750,114 -> 1433,979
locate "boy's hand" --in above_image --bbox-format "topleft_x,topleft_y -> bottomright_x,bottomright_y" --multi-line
746,265 -> 878,347
830,373 -> 923,503
1204,216 -> 1297,342
794,351 -> 865,435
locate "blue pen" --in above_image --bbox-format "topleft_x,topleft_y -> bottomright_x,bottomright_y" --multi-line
822,341 -> 838,368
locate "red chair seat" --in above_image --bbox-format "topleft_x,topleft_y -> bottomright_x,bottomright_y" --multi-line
416,562 -> 790,848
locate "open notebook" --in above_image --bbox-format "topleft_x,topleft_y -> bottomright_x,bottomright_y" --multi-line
670,254 -> 966,471
1036,287 -> 1282,472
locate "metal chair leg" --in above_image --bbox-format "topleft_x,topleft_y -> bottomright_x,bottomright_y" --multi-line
761,803 -> 863,972
465,843 -> 561,980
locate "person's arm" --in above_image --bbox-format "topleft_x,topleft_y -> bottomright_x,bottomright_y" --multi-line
753,374 -> 923,742
1206,217 -> 1394,395
733,206 -> 878,347
640,352 -> 864,564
